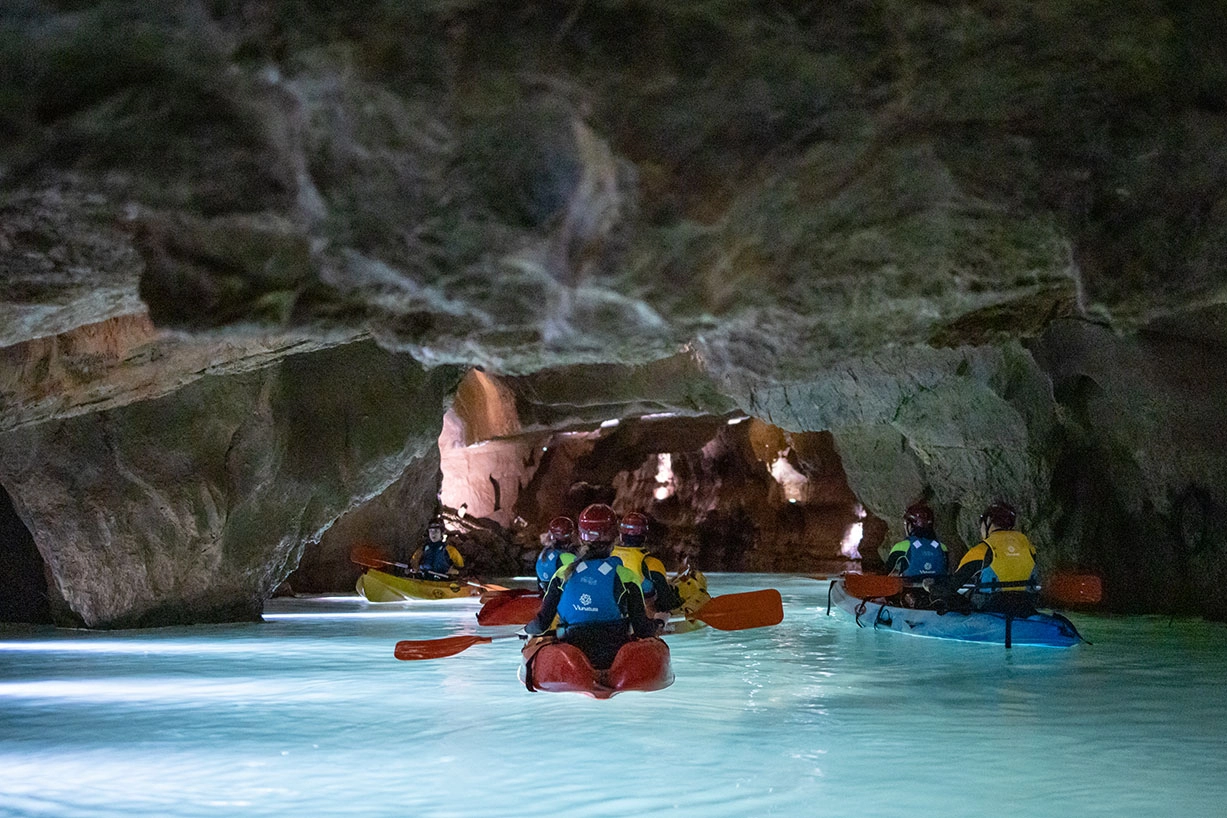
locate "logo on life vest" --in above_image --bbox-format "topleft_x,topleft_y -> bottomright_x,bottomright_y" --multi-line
580,594 -> 592,606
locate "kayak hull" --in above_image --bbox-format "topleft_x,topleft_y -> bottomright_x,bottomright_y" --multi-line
827,578 -> 1084,648
518,637 -> 674,699
357,569 -> 480,602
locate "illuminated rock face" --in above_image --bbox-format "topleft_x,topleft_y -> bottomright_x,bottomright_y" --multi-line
0,343 -> 458,627
2,3 -> 1227,623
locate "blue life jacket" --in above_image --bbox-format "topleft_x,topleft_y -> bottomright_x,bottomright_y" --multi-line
536,547 -> 566,587
901,536 -> 947,578
419,542 -> 453,576
558,557 -> 623,626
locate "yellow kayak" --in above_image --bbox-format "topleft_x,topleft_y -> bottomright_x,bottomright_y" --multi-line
356,568 -> 481,601
661,567 -> 712,634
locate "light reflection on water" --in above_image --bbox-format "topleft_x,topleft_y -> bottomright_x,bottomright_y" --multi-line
1,574 -> 1225,818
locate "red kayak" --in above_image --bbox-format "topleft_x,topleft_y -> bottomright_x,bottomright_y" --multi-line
517,637 -> 673,699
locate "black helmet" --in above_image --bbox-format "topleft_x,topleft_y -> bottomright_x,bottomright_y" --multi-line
980,502 -> 1017,532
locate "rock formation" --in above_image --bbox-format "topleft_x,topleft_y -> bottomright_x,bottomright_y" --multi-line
2,2 -> 1225,624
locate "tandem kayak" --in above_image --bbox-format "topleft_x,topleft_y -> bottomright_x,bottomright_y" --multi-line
826,577 -> 1087,648
356,568 -> 481,602
518,636 -> 674,699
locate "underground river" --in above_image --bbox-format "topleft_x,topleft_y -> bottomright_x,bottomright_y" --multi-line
2,574 -> 1225,818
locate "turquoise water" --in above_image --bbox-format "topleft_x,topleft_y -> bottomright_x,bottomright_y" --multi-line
1,574 -> 1225,818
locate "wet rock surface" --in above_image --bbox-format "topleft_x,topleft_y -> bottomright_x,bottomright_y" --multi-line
2,2 -> 1225,623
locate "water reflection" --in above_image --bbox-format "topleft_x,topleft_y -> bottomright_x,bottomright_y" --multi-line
1,575 -> 1226,818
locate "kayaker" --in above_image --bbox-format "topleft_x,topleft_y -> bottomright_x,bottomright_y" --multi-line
410,518 -> 465,580
525,503 -> 659,670
949,502 -> 1039,614
883,502 -> 949,608
612,510 -> 683,616
535,516 -> 576,592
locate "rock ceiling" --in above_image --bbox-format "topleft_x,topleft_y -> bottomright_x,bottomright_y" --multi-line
2,2 -> 1226,624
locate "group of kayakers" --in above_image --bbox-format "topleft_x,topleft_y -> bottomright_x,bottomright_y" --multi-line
882,500 -> 1040,615
526,504 -> 686,670
402,497 -> 1040,666
395,504 -> 685,671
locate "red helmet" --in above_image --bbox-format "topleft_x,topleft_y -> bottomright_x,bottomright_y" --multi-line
619,511 -> 649,537
903,503 -> 934,532
980,502 -> 1017,531
577,504 -> 618,543
548,516 -> 575,542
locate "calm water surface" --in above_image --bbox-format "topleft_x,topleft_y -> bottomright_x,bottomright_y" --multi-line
1,574 -> 1225,818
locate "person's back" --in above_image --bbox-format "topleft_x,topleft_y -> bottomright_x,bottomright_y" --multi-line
953,502 -> 1038,614
884,503 -> 949,579
883,503 -> 948,608
526,504 -> 656,669
535,516 -> 576,591
612,511 -> 682,614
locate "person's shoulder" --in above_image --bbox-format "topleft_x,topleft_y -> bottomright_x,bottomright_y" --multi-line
889,539 -> 910,552
959,541 -> 988,562
614,564 -> 639,583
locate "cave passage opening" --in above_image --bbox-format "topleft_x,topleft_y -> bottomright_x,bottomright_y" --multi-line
0,482 -> 53,624
437,370 -> 887,578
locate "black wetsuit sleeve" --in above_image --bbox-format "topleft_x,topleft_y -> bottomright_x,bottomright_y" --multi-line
949,559 -> 983,590
526,574 -> 565,635
883,551 -> 906,575
618,575 -> 658,638
650,568 -> 683,611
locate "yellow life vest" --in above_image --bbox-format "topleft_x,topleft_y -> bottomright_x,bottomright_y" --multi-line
959,531 -> 1036,592
611,546 -> 647,582
982,530 -> 1036,583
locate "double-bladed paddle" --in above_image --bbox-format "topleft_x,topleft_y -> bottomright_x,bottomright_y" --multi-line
393,588 -> 785,661
349,545 -> 508,592
842,570 -> 1103,607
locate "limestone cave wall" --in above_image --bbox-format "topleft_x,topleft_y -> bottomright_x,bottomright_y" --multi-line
2,2 -> 1227,623
0,340 -> 460,627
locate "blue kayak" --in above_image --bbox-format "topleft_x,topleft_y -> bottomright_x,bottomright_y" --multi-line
826,578 -> 1086,648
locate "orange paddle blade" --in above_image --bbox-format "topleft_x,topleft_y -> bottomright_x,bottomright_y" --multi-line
1043,573 -> 1103,606
477,582 -> 511,593
843,573 -> 902,600
476,594 -> 542,626
690,589 -> 783,631
394,635 -> 493,661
